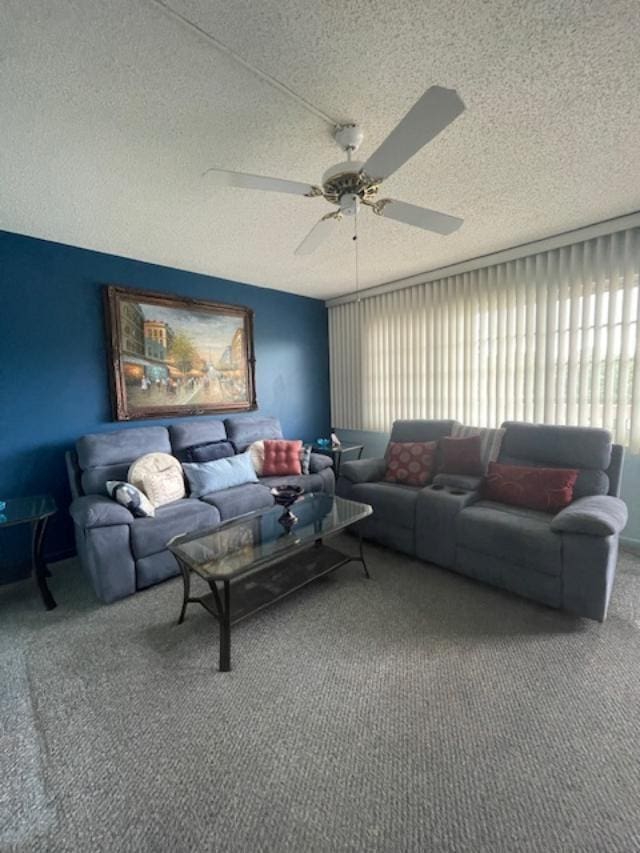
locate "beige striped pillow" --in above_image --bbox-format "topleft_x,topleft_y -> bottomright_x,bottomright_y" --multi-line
451,425 -> 505,473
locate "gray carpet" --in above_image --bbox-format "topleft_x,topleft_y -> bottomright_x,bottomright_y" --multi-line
2,536 -> 640,853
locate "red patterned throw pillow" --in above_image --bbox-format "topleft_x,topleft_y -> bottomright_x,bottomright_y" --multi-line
262,439 -> 303,476
384,441 -> 437,487
439,435 -> 483,475
483,462 -> 578,513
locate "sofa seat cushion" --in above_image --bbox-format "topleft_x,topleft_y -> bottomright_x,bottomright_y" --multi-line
259,473 -> 328,494
200,483 -> 274,521
349,481 -> 421,530
457,500 -> 562,576
130,498 -> 220,559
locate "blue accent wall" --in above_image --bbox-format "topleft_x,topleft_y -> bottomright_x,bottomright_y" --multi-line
0,230 -> 331,576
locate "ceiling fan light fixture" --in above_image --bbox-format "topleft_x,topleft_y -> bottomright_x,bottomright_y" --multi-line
339,193 -> 361,217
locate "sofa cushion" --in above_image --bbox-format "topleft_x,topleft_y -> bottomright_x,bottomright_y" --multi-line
224,416 -> 283,452
130,499 -> 220,559
389,419 -> 457,444
484,462 -> 578,513
176,441 -> 235,464
500,422 -> 612,471
169,420 -> 227,454
183,452 -> 258,498
77,426 -> 171,468
106,481 -> 155,518
432,473 -> 483,491
349,482 -> 421,530
300,444 -> 312,475
457,500 -> 562,576
81,463 -> 131,497
128,453 -> 186,507
384,441 -> 436,486
263,440 -> 303,476
200,483 -> 274,521
439,435 -> 483,476
450,425 -> 505,472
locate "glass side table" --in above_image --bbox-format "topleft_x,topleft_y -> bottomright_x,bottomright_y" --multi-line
0,495 -> 57,610
312,444 -> 364,478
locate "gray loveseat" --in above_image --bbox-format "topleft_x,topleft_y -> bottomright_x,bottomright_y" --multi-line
67,416 -> 334,603
337,420 -> 627,621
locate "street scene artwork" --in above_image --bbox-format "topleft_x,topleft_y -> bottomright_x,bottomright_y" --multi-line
105,286 -> 256,420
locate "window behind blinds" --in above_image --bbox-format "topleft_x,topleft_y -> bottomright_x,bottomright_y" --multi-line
329,228 -> 640,451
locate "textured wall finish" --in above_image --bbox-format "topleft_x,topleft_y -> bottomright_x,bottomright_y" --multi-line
1,1 -> 640,298
0,230 -> 330,575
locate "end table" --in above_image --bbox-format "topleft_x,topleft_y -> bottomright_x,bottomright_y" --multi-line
312,444 -> 364,478
0,495 -> 57,610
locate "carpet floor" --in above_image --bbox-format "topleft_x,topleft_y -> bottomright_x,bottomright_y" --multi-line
2,536 -> 640,852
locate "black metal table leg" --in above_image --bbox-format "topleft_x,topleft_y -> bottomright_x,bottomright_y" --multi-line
219,580 -> 231,672
358,530 -> 370,579
31,516 -> 56,610
177,558 -> 191,625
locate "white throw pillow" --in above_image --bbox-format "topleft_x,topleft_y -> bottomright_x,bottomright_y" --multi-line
142,468 -> 187,507
248,440 -> 265,475
128,452 -> 186,508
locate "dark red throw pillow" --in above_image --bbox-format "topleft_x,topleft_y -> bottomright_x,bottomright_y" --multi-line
439,435 -> 483,476
262,440 -> 303,476
483,462 -> 578,513
384,441 -> 437,487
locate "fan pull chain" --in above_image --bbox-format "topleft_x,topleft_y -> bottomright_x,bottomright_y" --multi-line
353,204 -> 361,303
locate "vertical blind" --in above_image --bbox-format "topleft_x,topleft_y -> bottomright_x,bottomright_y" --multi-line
329,227 -> 640,451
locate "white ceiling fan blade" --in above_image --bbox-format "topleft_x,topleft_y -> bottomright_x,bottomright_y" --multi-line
204,168 -> 322,197
361,86 -> 465,181
371,199 -> 463,235
294,212 -> 343,255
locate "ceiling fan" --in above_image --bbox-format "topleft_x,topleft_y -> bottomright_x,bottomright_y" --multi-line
204,86 -> 465,255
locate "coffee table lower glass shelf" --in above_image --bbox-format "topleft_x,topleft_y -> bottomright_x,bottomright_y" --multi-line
169,493 -> 372,671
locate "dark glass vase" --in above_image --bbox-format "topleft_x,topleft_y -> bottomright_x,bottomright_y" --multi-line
270,485 -> 304,533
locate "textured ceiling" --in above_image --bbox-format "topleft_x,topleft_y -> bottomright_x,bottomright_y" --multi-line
1,0 -> 640,299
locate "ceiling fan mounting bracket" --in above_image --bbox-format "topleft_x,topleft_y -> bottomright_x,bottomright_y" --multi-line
334,124 -> 364,154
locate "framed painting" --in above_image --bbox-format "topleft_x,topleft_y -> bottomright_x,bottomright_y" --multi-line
104,285 -> 257,421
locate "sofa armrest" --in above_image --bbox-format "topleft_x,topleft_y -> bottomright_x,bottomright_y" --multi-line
308,452 -> 333,473
69,495 -> 135,529
339,457 -> 386,484
551,495 -> 628,537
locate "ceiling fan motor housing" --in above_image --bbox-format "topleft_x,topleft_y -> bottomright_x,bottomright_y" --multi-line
321,160 -> 380,206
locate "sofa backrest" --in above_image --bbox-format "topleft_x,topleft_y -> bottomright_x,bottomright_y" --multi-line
389,419 -> 458,447
75,426 -> 172,496
224,416 -> 283,452
499,422 -> 622,498
169,420 -> 227,456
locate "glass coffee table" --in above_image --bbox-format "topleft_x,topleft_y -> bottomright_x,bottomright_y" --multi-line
169,493 -> 372,671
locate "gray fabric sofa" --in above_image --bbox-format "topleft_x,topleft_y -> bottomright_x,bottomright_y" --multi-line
337,420 -> 627,621
67,416 -> 334,603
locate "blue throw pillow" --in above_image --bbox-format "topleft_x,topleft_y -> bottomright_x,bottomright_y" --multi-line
183,451 -> 258,498
186,440 -> 235,464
